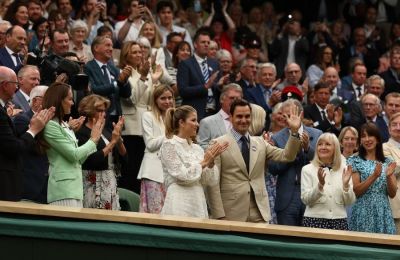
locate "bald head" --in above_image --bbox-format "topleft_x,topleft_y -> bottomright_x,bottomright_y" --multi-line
323,66 -> 339,89
0,66 -> 18,101
6,25 -> 27,53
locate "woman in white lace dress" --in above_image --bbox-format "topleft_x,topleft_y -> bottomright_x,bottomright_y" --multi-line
160,106 -> 228,218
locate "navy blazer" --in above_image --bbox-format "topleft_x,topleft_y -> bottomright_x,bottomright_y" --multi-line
304,104 -> 342,136
84,60 -> 131,118
12,90 -> 30,113
177,56 -> 219,120
13,109 -> 49,203
268,126 -> 322,213
0,47 -> 23,73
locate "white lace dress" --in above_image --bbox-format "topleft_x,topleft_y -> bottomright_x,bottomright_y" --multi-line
159,135 -> 218,218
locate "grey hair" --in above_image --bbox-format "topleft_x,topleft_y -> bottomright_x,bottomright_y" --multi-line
17,65 -> 39,78
272,102 -> 283,114
0,20 -> 12,28
29,85 -> 48,106
281,98 -> 303,114
70,19 -> 88,34
239,58 -> 256,70
137,36 -> 152,49
257,62 -> 276,77
219,83 -> 243,102
366,74 -> 385,89
216,49 -> 232,60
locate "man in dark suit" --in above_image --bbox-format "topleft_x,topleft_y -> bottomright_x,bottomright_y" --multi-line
246,63 -> 281,130
0,25 -> 26,73
236,58 -> 257,100
304,82 -> 343,136
84,35 -> 131,128
269,99 -> 322,226
0,66 -> 53,201
13,85 -> 49,203
340,63 -> 368,102
380,47 -> 400,101
12,65 -> 40,113
177,29 -> 219,120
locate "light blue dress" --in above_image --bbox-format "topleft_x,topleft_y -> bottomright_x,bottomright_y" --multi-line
347,156 -> 396,234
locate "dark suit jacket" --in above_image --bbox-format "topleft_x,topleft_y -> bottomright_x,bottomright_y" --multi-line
304,104 -> 342,135
177,56 -> 219,120
348,108 -> 389,142
268,126 -> 322,214
0,47 -> 23,73
12,90 -> 30,113
380,68 -> 400,101
84,60 -> 131,118
13,109 -> 49,203
246,84 -> 272,129
0,105 -> 35,201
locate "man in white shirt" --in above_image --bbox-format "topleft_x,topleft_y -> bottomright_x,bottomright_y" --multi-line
198,83 -> 243,149
156,1 -> 193,49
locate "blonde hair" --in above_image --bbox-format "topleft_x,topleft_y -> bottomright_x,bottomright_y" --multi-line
338,126 -> 358,146
78,94 -> 110,118
165,105 -> 197,142
151,84 -> 175,124
138,21 -> 163,48
249,103 -> 266,136
311,133 -> 343,171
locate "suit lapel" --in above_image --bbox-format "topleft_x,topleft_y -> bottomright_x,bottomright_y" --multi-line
191,57 -> 205,84
216,113 -> 227,135
226,133 -> 248,175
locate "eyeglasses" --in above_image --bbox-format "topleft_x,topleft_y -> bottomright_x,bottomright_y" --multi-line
362,103 -> 377,107
0,81 -> 20,88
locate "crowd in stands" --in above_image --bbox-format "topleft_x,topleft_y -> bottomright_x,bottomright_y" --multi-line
2,0 -> 400,236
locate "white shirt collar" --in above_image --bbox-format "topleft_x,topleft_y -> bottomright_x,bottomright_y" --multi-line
194,53 -> 206,64
5,46 -> 14,56
315,103 -> 326,112
95,59 -> 108,68
219,109 -> 230,120
19,89 -> 30,101
0,98 -> 6,107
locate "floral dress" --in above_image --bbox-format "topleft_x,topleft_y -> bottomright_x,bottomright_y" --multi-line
159,135 -> 218,218
347,156 -> 396,234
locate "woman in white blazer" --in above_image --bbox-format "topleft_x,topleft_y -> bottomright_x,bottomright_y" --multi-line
118,41 -> 164,193
138,85 -> 175,213
301,133 -> 356,230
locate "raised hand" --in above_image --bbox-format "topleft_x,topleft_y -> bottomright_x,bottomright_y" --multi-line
202,141 -> 229,168
373,162 -> 383,178
386,162 -> 397,177
90,116 -> 105,144
138,59 -> 150,79
342,165 -> 352,189
284,104 -> 301,133
118,65 -> 133,83
68,116 -> 85,132
301,131 -> 310,152
205,71 -> 219,89
318,167 -> 326,188
151,64 -> 164,83
29,107 -> 55,135
111,116 -> 125,143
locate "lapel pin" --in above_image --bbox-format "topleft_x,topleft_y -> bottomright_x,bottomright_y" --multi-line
251,146 -> 257,151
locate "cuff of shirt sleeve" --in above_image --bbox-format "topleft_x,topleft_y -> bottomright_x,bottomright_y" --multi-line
26,130 -> 36,138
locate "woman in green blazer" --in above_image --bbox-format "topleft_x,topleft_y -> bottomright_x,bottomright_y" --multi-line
41,82 -> 104,207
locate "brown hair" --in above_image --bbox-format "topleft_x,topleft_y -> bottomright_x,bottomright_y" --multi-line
42,82 -> 71,123
78,94 -> 110,119
164,105 -> 197,142
151,85 -> 175,124
119,40 -> 140,69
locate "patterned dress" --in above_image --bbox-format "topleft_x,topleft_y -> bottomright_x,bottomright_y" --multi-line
159,135 -> 218,218
347,156 -> 396,234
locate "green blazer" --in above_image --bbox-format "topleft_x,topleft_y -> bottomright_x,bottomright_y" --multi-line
44,120 -> 97,203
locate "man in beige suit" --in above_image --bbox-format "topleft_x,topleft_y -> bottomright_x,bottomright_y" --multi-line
207,99 -> 302,223
383,112 -> 400,234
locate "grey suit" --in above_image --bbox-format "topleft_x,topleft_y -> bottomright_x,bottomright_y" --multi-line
12,90 -> 30,113
198,111 -> 227,149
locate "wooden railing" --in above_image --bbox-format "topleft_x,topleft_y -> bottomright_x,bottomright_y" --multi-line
0,201 -> 399,246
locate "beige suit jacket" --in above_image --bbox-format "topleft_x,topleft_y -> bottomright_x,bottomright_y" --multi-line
207,133 -> 301,222
383,139 -> 400,219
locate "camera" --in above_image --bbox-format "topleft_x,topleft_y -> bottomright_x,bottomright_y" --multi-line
27,52 -> 88,91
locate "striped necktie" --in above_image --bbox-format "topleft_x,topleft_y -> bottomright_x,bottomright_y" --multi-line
201,60 -> 209,82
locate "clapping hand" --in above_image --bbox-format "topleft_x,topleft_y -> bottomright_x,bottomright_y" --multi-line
202,141 -> 229,168
29,107 -> 56,135
342,165 -> 352,190
111,116 -> 125,144
318,167 -> 326,190
90,116 -> 105,144
283,104 -> 301,133
301,131 -> 310,152
151,64 -> 164,83
68,116 -> 85,132
118,65 -> 133,83
373,162 -> 383,178
386,162 -> 397,177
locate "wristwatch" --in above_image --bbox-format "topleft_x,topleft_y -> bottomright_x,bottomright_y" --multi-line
291,132 -> 300,138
